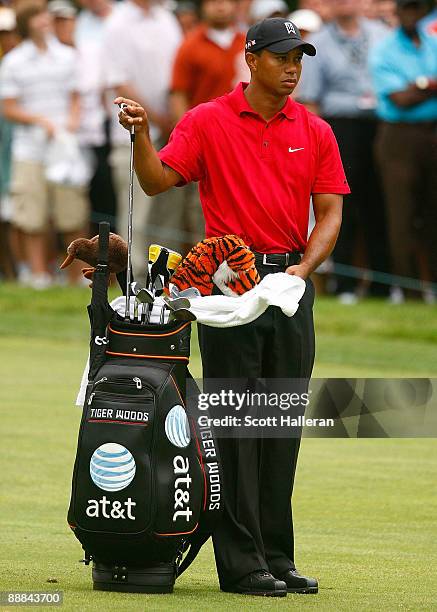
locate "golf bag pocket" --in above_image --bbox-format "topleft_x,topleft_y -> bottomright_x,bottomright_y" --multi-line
71,375 -> 155,535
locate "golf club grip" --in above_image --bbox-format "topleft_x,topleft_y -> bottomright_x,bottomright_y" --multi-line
97,222 -> 110,265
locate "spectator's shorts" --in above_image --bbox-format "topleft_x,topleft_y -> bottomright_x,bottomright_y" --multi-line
10,160 -> 89,233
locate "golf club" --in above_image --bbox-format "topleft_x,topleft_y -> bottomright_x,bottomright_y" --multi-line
143,245 -> 163,323
118,102 -> 135,321
151,251 -> 170,323
149,248 -> 170,295
170,286 -> 202,300
130,281 -> 142,296
150,246 -> 183,323
136,288 -> 154,305
167,249 -> 183,280
162,295 -> 191,311
130,281 -> 141,320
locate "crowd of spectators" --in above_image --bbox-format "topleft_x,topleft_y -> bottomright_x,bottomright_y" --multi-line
0,0 -> 436,302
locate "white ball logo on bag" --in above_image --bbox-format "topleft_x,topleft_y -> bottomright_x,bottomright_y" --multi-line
89,443 -> 136,492
165,405 -> 191,448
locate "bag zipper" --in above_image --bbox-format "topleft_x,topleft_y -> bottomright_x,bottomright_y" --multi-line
88,391 -> 153,406
91,376 -> 147,396
94,376 -> 143,389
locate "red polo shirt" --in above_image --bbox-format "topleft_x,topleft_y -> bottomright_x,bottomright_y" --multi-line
159,83 -> 350,253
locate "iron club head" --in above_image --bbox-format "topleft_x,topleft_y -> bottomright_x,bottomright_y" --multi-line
162,295 -> 191,311
136,288 -> 154,304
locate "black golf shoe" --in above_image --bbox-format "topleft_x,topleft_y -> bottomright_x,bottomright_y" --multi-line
222,570 -> 287,597
277,569 -> 318,594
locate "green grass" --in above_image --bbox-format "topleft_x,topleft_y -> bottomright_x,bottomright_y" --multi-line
1,284 -> 436,610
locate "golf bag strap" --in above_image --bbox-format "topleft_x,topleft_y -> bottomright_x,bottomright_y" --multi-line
97,222 -> 110,264
177,532 -> 211,576
88,223 -> 112,381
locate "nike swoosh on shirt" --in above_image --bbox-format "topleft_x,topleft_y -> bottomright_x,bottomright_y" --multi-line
288,147 -> 305,153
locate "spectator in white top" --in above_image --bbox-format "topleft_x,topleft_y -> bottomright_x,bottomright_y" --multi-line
0,1 -> 88,289
101,0 -> 182,276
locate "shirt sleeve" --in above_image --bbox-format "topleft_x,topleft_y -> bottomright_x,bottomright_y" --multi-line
0,55 -> 20,99
158,110 -> 204,184
312,122 -> 350,194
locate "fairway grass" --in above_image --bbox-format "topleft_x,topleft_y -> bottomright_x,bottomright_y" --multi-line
1,285 -> 436,610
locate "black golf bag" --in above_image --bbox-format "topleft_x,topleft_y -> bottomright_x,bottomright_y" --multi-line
67,223 -> 222,593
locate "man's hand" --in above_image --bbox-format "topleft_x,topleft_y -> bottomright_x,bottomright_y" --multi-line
114,97 -> 150,135
112,96 -> 182,196
285,263 -> 311,280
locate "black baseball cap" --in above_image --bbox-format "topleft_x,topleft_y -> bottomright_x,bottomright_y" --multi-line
245,18 -> 316,56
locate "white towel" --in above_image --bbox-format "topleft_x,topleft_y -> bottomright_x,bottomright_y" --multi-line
187,272 -> 305,327
76,273 -> 306,405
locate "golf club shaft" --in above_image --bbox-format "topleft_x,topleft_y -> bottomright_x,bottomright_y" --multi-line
125,126 -> 135,318
119,102 -> 135,319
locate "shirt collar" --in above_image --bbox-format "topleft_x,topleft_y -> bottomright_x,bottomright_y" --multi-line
229,82 -> 297,121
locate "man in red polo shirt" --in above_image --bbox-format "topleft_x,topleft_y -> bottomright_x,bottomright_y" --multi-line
116,17 -> 349,597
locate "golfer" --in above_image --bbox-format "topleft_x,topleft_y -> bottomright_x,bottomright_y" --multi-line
117,18 -> 350,597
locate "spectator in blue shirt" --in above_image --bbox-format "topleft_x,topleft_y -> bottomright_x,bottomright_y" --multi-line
297,1 -> 391,302
370,0 -> 437,300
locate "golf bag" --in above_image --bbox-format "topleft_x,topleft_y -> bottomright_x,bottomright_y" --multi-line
67,223 -> 222,593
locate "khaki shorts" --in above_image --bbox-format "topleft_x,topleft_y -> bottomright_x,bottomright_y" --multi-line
10,160 -> 89,233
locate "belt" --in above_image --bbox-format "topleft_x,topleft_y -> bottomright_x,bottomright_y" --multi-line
254,251 -> 301,267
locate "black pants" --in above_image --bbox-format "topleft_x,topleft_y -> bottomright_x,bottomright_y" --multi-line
327,117 -> 389,295
197,264 -> 315,588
